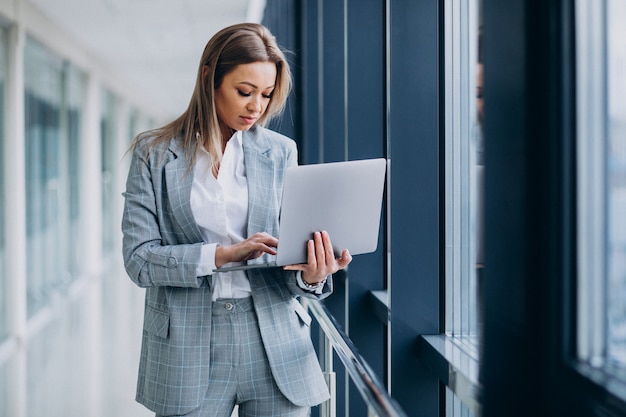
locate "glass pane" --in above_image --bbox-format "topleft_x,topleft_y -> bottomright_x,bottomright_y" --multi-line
24,38 -> 80,316
64,63 -> 86,282
444,0 -> 482,343
24,38 -> 64,317
606,0 -> 626,366
0,27 -> 6,341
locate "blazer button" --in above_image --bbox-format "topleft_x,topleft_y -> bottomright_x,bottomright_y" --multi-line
168,257 -> 177,267
225,302 -> 234,311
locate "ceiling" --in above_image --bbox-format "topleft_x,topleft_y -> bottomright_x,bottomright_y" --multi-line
28,0 -> 265,119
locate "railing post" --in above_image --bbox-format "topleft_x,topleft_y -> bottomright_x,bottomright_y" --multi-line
326,374 -> 337,417
303,296 -> 336,417
320,328 -> 336,417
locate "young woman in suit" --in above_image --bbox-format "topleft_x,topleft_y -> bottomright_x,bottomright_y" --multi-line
122,23 -> 351,417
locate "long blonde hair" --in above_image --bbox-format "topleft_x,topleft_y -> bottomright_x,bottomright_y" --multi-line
130,23 -> 292,166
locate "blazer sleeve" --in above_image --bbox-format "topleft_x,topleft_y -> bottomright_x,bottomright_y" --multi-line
122,143 -> 204,288
285,270 -> 334,300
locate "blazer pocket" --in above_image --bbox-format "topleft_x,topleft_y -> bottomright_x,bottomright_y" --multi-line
294,301 -> 312,327
143,305 -> 170,339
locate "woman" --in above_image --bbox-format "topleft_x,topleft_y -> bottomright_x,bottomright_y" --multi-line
122,23 -> 351,417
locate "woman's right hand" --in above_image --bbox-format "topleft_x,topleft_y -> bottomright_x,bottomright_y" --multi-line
214,232 -> 278,268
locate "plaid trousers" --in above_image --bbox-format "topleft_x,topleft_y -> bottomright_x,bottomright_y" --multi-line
156,297 -> 310,417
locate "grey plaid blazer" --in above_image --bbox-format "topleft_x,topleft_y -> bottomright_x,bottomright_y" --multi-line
122,126 -> 332,416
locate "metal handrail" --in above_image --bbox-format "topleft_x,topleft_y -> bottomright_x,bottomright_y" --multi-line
303,299 -> 409,417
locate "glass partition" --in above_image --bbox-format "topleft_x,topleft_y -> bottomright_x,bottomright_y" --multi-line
444,0 -> 483,344
24,37 -> 86,317
24,37 -> 64,317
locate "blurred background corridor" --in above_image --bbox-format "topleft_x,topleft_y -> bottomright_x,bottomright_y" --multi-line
0,0 -> 265,415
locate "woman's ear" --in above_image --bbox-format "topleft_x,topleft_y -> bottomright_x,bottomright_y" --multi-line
202,65 -> 210,79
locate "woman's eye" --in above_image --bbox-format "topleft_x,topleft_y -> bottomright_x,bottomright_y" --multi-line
262,93 -> 273,99
238,90 -> 251,97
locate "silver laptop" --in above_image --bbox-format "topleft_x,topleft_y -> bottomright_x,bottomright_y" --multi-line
213,158 -> 387,273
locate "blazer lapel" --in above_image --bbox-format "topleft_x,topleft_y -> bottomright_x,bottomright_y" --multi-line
164,139 -> 204,244
242,128 -> 277,238
162,130 -> 279,245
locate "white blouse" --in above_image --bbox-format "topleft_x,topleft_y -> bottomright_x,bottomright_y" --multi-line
191,131 -> 251,300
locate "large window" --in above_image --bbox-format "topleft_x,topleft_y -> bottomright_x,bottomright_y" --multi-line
576,0 -> 626,380
444,0 -> 482,345
443,1 -> 482,414
24,37 -> 85,317
24,37 -> 63,317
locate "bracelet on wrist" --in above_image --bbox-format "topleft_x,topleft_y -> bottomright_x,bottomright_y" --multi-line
301,276 -> 327,290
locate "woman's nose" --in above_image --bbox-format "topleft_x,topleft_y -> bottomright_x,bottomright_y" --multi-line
247,95 -> 262,112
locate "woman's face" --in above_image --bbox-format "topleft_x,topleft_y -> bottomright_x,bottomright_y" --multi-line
214,61 -> 277,132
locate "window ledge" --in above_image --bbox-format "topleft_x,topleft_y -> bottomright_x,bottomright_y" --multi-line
574,360 -> 626,413
419,334 -> 482,415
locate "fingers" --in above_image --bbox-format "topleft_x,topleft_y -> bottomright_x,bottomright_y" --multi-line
283,231 -> 352,281
336,249 -> 352,269
314,231 -> 325,266
308,237 -> 318,269
247,232 -> 278,255
250,232 -> 279,248
320,231 -> 335,266
227,233 -> 278,265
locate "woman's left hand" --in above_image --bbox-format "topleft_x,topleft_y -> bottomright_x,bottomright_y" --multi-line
283,231 -> 352,284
